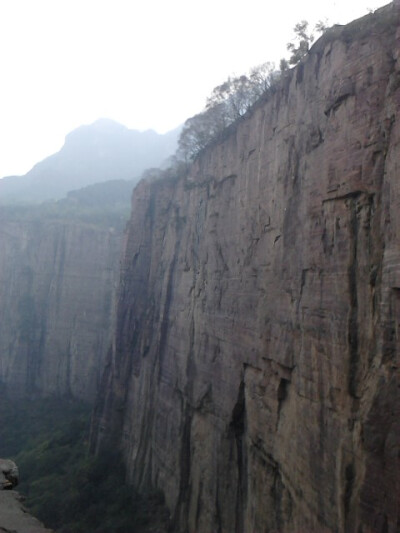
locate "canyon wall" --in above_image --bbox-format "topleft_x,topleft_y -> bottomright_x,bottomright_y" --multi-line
93,5 -> 400,532
0,215 -> 122,402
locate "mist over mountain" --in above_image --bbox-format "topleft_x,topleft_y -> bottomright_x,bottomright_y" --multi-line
1,4 -> 398,533
0,118 -> 180,204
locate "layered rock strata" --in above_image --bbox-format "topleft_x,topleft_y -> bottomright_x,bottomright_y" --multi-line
93,4 -> 400,532
0,217 -> 122,401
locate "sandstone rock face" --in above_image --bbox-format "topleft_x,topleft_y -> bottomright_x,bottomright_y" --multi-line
93,5 -> 400,532
0,217 -> 122,401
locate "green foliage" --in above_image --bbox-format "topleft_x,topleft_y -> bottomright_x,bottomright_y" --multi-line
178,62 -> 279,160
178,105 -> 228,160
205,63 -> 278,119
62,179 -> 134,212
177,16 -> 331,162
0,397 -> 89,458
0,179 -> 133,231
177,16 -> 333,161
285,19 -> 329,66
286,20 -> 314,65
0,397 -> 169,533
0,202 -> 129,231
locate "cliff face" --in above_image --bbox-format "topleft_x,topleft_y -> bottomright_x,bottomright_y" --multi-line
0,216 -> 122,401
93,5 -> 400,532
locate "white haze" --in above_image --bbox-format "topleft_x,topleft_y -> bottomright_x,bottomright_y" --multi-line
0,0 -> 389,178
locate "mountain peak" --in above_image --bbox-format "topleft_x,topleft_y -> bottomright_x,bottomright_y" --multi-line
0,120 -> 180,204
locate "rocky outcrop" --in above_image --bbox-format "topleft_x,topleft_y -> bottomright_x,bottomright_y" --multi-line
0,215 -> 122,402
0,459 -> 18,490
92,4 -> 400,533
0,492 -> 53,533
0,459 -> 51,533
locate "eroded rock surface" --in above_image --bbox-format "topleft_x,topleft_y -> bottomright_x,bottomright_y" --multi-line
0,217 -> 122,401
93,4 -> 400,532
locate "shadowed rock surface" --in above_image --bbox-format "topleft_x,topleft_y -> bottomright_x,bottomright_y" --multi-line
92,4 -> 400,532
0,459 -> 18,490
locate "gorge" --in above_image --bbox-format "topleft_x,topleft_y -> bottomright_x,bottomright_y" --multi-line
0,3 -> 399,533
0,212 -> 122,401
0,120 -> 178,401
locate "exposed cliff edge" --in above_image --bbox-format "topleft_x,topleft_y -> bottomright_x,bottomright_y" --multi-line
92,4 -> 400,532
0,491 -> 53,533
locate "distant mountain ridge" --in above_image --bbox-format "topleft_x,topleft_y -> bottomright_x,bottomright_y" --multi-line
0,118 -> 180,204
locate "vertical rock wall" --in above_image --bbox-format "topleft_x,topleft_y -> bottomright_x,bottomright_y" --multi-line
0,218 -> 122,401
93,5 -> 399,532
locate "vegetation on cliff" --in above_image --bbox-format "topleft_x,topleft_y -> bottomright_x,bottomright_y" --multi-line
89,4 -> 400,531
0,179 -> 133,229
0,5 -> 398,533
0,397 -> 169,533
177,19 -> 328,161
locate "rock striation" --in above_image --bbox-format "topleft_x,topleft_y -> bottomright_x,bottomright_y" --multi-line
92,4 -> 400,532
0,215 -> 122,402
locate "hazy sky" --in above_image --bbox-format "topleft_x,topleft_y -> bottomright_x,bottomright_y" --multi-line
0,0 -> 390,178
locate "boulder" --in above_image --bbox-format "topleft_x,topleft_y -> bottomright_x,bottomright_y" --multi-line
0,459 -> 19,490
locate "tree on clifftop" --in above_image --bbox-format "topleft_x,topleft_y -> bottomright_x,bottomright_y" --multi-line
286,19 -> 328,66
178,62 -> 278,160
